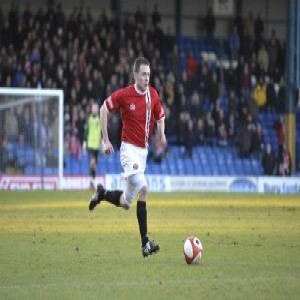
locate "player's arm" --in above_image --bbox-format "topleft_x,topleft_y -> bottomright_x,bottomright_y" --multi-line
100,104 -> 114,155
154,91 -> 167,147
156,118 -> 167,147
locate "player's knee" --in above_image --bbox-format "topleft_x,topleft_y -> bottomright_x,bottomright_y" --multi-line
120,195 -> 131,210
139,185 -> 148,201
121,201 -> 131,210
122,203 -> 130,210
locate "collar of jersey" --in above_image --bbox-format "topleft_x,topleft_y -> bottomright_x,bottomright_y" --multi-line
134,83 -> 148,95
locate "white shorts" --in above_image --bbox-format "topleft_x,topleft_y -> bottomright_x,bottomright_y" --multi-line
120,142 -> 148,177
120,142 -> 148,204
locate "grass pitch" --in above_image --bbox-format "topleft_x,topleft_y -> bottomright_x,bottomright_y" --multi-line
0,191 -> 299,300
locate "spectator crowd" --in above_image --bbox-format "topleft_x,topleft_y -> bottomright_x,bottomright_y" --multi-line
0,2 -> 293,176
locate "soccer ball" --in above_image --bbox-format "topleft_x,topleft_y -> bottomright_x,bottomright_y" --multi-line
183,236 -> 203,265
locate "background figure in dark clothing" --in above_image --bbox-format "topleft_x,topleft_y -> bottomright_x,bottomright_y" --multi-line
277,143 -> 292,176
151,4 -> 161,27
184,118 -> 194,158
262,143 -> 275,175
266,78 -> 276,110
204,7 -> 216,39
0,139 -> 8,172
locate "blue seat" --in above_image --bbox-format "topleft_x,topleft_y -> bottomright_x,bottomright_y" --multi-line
25,165 -> 36,175
218,165 -> 228,175
44,168 -> 56,175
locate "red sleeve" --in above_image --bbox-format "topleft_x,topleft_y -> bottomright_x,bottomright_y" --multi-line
152,88 -> 165,120
104,89 -> 123,113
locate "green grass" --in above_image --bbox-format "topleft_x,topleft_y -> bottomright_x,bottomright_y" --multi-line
0,191 -> 299,300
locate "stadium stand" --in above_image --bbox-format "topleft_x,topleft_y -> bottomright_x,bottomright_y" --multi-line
0,2 -> 298,177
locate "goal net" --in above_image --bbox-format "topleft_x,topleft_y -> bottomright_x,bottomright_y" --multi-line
0,88 -> 63,189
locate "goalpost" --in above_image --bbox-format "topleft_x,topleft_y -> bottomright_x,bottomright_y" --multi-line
0,88 -> 64,189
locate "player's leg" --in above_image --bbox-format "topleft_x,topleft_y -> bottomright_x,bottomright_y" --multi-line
89,183 -> 124,210
137,189 -> 160,257
89,156 -> 96,188
128,173 -> 160,257
89,142 -> 139,210
136,186 -> 149,247
89,150 -> 98,189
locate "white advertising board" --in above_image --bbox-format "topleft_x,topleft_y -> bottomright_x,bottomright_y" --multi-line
0,175 -> 299,194
257,177 -> 300,194
0,176 -> 58,190
0,176 -> 104,190
105,175 -> 258,193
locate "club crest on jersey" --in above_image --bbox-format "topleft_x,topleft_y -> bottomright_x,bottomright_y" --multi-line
130,103 -> 136,111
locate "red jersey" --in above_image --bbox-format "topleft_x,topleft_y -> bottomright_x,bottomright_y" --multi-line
104,84 -> 165,148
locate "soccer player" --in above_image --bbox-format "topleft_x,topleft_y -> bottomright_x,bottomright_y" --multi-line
89,57 -> 167,257
84,103 -> 101,189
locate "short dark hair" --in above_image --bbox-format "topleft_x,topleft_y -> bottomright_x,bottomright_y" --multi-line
133,57 -> 150,72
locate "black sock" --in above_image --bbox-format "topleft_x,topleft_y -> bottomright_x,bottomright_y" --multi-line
90,169 -> 95,179
103,190 -> 122,207
137,201 -> 149,247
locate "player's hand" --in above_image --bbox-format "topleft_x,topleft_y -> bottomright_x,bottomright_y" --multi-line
102,140 -> 114,155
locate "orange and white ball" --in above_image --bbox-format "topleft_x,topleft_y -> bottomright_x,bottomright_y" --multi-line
183,236 -> 203,265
